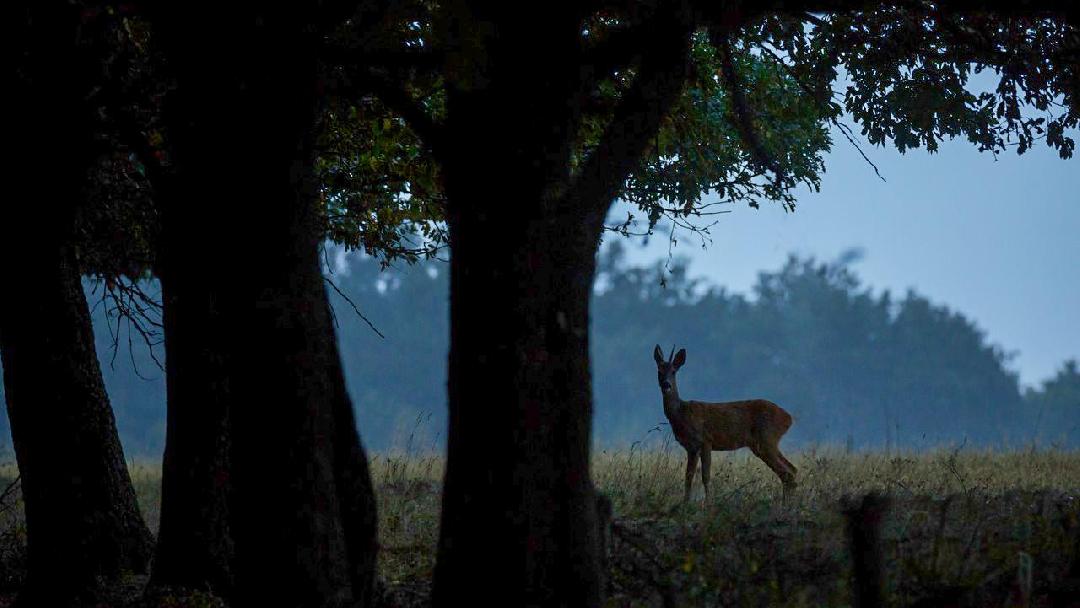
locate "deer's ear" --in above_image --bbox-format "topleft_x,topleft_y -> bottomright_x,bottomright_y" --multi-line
672,348 -> 687,369
653,344 -> 665,366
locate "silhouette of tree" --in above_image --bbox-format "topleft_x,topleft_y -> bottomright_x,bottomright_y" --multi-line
1,3 -> 153,604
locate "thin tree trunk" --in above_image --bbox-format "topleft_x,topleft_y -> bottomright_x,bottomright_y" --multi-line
0,244 -> 154,605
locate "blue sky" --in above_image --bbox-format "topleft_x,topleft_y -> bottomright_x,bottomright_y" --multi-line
614,125 -> 1080,388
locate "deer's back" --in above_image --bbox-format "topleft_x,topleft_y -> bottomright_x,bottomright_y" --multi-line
684,398 -> 793,451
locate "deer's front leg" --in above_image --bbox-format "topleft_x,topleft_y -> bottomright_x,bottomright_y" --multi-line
684,449 -> 699,502
699,446 -> 712,503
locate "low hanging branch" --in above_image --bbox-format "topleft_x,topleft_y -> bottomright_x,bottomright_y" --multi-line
712,29 -> 786,188
89,276 -> 165,376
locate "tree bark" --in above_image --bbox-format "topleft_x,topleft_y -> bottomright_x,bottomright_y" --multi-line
147,5 -> 378,604
227,198 -> 378,606
0,243 -> 154,605
429,9 -> 603,604
151,264 -> 234,593
1,3 -> 154,604
433,193 -> 607,607
429,5 -> 693,605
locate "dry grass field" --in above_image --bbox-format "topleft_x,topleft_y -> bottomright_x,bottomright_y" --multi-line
372,440 -> 1080,607
1,442 -> 1080,607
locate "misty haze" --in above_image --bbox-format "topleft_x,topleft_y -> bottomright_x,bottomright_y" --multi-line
3,240 -> 1075,459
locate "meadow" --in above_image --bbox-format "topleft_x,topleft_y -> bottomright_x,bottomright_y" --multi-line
2,442 -> 1080,607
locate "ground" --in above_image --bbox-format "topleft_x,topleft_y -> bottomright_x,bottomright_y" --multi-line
1,444 -> 1079,606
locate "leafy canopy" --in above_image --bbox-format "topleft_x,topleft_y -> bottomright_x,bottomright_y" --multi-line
319,4 -> 1076,256
74,3 -> 1079,270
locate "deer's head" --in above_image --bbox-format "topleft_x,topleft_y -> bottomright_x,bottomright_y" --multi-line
653,344 -> 686,395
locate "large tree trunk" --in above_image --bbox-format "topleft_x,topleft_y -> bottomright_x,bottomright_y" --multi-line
147,5 -> 378,604
432,194 -> 606,606
0,243 -> 155,605
430,5 -> 693,605
429,25 -> 609,595
227,190 -> 378,606
153,170 -> 378,607
1,3 -> 154,604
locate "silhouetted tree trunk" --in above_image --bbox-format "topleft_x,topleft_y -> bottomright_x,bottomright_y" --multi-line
434,194 -> 607,606
0,3 -> 153,604
431,6 -> 692,605
227,193 -> 379,606
151,261 -> 234,593
147,4 -> 378,604
0,247 -> 155,606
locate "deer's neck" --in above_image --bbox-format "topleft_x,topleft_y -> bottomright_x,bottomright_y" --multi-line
661,380 -> 684,420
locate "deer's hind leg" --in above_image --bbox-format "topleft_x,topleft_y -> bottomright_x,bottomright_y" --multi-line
684,449 -> 699,503
750,442 -> 797,492
699,446 -> 712,503
777,452 -> 798,483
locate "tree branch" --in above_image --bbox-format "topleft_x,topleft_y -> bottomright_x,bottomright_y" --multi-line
327,69 -> 447,161
97,277 -> 165,373
559,2 -> 696,226
713,30 -> 785,188
324,275 -> 386,339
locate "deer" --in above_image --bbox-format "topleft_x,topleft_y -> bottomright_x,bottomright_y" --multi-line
653,344 -> 797,502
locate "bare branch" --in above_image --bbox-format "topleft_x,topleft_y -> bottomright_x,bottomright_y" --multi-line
324,275 -> 386,339
95,277 -> 165,374
834,119 -> 886,182
753,39 -> 886,182
126,317 -> 153,381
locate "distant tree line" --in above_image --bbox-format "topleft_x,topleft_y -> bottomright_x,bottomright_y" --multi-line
1026,360 -> 1080,447
592,244 -> 1078,450
4,246 -> 1074,458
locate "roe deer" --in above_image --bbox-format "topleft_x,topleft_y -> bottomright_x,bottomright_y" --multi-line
653,344 -> 797,501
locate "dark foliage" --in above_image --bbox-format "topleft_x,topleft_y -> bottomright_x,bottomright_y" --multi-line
1026,360 -> 1080,446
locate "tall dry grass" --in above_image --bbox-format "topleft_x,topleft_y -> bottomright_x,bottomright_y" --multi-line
0,444 -> 1078,606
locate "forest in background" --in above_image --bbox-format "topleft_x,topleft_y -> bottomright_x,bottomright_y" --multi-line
1,243 -> 1076,457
